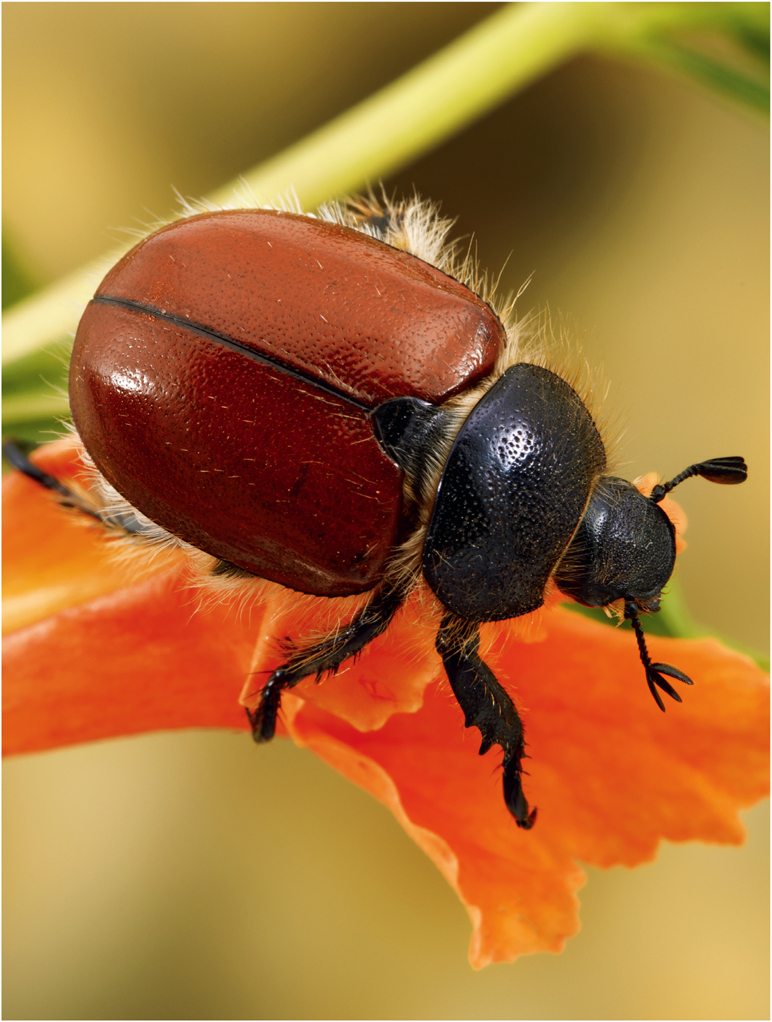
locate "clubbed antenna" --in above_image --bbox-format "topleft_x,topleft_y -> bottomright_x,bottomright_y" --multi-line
651,456 -> 747,503
624,600 -> 694,712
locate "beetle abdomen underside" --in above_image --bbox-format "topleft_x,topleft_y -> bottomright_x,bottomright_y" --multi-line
69,210 -> 505,595
423,363 -> 607,621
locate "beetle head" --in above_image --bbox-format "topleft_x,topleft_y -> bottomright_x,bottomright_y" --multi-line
554,456 -> 748,614
553,477 -> 675,612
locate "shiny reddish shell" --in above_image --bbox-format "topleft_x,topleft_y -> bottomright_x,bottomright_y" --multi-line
70,209 -> 505,595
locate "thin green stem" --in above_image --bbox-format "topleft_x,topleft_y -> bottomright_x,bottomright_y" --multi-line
3,2 -> 767,370
0,2 -> 606,367
2,392 -> 70,424
210,3 -> 598,209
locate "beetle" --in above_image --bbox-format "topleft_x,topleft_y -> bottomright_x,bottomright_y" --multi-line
4,195 -> 747,829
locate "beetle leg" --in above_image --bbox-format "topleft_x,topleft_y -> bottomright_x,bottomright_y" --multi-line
624,600 -> 693,711
3,439 -> 104,521
3,439 -> 152,537
247,583 -> 407,743
435,615 -> 536,830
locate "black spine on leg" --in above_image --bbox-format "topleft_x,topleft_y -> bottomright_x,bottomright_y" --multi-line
247,583 -> 408,743
435,615 -> 536,829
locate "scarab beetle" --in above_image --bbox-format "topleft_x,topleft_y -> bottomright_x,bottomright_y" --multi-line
5,195 -> 747,829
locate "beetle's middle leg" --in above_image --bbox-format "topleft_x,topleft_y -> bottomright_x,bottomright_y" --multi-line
435,614 -> 536,829
247,582 -> 407,743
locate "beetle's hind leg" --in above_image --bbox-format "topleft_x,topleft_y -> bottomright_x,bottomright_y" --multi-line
3,439 -> 104,523
247,582 -> 407,743
435,615 -> 536,829
3,438 -> 156,538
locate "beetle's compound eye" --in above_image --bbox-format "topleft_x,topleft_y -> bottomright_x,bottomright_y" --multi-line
553,477 -> 676,609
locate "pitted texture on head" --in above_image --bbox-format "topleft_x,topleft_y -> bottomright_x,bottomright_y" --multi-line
554,477 -> 677,609
423,363 -> 606,621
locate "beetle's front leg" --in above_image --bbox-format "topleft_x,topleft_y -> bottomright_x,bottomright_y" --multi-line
435,615 -> 536,829
247,582 -> 407,742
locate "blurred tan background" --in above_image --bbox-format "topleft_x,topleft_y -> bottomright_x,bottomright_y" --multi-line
3,3 -> 768,1019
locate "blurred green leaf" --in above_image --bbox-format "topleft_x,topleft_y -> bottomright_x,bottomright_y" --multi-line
722,1 -> 770,60
2,235 -> 40,310
656,44 -> 768,111
598,2 -> 770,113
3,342 -> 70,395
3,238 -> 70,445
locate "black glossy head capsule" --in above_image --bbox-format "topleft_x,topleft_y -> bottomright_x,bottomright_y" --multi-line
552,457 -> 748,711
553,458 -> 748,615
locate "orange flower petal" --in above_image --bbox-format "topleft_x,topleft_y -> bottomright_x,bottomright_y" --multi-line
285,609 -> 768,965
3,563 -> 260,754
3,442 -> 256,752
3,443 -> 768,967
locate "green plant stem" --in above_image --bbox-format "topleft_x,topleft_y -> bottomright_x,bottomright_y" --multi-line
2,392 -> 70,424
0,2 -> 613,368
210,3 -> 597,209
3,2 -> 766,370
